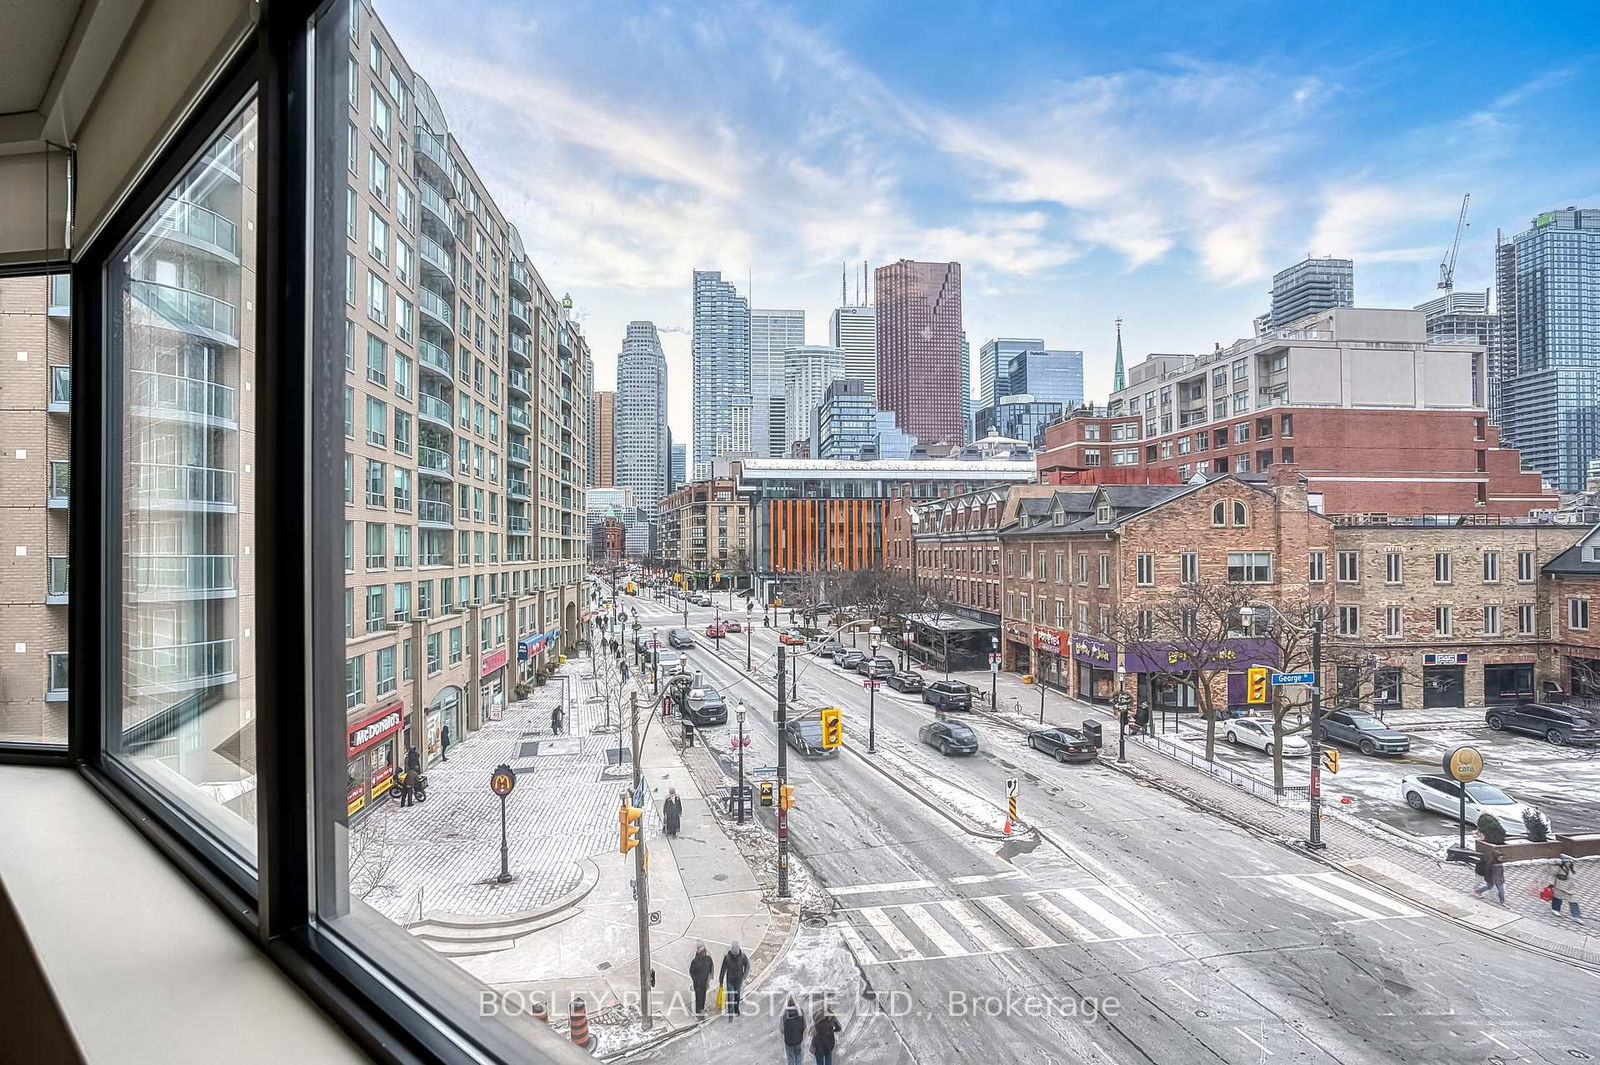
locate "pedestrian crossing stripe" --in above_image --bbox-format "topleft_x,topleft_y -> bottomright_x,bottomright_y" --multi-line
1257,872 -> 1421,923
839,885 -> 1164,965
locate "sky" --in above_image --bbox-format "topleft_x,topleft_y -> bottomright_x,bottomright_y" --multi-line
380,0 -> 1600,447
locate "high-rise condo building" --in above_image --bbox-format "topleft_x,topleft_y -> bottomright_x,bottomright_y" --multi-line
615,321 -> 669,515
1269,257 -> 1353,327
1415,290 -> 1502,424
589,390 -> 615,488
750,308 -> 804,458
875,259 -> 963,446
669,442 -> 686,492
691,270 -> 750,478
828,304 -> 877,402
783,345 -> 847,456
1500,207 -> 1600,492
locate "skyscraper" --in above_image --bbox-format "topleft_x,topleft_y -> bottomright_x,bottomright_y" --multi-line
1415,290 -> 1501,423
784,345 -> 847,456
750,308 -> 805,458
875,259 -> 963,446
615,321 -> 669,516
669,442 -> 686,492
1269,257 -> 1353,327
1006,347 -> 1084,410
828,304 -> 877,401
1500,207 -> 1600,491
961,333 -> 972,444
977,338 -> 1042,413
691,270 -> 750,478
1494,230 -> 1520,429
589,390 -> 615,488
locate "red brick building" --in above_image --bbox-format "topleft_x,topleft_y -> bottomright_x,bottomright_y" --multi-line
1543,527 -> 1600,698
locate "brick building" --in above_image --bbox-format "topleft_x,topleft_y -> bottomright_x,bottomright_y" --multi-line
655,478 -> 752,588
1538,527 -> 1600,699
1035,308 -> 1557,518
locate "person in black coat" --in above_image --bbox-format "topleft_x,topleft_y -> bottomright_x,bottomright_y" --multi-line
662,789 -> 683,838
440,723 -> 452,761
811,1005 -> 842,1065
781,999 -> 807,1065
719,941 -> 749,1020
401,745 -> 422,806
688,943 -> 713,1017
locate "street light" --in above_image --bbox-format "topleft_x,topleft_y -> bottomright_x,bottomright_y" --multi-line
651,629 -> 660,695
1241,603 -> 1326,850
990,635 -> 999,711
868,625 -> 883,754
735,702 -> 748,825
746,600 -> 754,671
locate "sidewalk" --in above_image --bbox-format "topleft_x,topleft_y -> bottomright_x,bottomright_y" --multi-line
951,664 -> 1600,966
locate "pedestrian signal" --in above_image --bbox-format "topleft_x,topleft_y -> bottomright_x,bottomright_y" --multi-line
1246,666 -> 1269,704
759,780 -> 775,806
819,707 -> 842,749
1321,748 -> 1340,774
619,802 -> 642,853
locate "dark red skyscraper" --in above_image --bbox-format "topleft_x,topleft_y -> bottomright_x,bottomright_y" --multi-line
874,259 -> 963,447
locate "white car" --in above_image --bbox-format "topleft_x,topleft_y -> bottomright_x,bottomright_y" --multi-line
652,649 -> 686,675
1223,717 -> 1310,757
1399,776 -> 1541,836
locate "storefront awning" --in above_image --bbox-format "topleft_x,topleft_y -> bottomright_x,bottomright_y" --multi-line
902,611 -> 995,633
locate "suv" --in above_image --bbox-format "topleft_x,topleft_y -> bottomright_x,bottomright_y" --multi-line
856,656 -> 896,679
684,686 -> 728,726
1321,710 -> 1411,755
1486,702 -> 1600,746
922,680 -> 973,711
836,649 -> 866,670
815,640 -> 844,658
668,628 -> 697,649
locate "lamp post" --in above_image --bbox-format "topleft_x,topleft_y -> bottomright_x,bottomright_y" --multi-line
735,702 -> 748,825
990,635 -> 999,710
651,629 -> 659,695
868,625 -> 883,754
745,600 -> 754,671
1308,608 -> 1326,850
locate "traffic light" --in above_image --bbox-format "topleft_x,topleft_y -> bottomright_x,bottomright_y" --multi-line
619,803 -> 642,853
1322,748 -> 1340,774
779,784 -> 796,810
1246,666 -> 1269,704
819,707 -> 842,749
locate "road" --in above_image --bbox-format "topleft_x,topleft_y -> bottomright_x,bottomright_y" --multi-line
612,590 -> 1600,1064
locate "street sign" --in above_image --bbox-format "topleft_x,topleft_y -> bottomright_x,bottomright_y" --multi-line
1271,672 -> 1316,686
748,766 -> 779,777
1005,777 -> 1018,798
490,764 -> 517,797
862,680 -> 881,690
989,654 -> 1000,673
1112,691 -> 1133,711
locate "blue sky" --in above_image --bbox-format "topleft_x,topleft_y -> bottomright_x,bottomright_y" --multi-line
381,0 -> 1599,442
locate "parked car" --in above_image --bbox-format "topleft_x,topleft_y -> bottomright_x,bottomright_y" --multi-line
1485,702 -> 1600,746
684,686 -> 728,725
652,649 -> 684,675
856,656 -> 896,680
693,594 -> 713,607
723,619 -> 743,633
779,630 -> 807,646
784,715 -> 837,757
1321,710 -> 1411,755
1223,717 -> 1310,757
668,628 -> 697,649
1400,775 -> 1542,835
836,649 -> 867,670
705,623 -> 726,639
920,720 -> 980,756
887,671 -> 925,694
1027,727 -> 1099,763
922,680 -> 973,711
815,639 -> 844,658
634,633 -> 654,654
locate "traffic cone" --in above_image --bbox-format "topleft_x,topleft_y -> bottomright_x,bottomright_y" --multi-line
1003,818 -> 1012,836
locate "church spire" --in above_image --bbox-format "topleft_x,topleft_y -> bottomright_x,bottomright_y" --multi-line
1113,317 -> 1126,393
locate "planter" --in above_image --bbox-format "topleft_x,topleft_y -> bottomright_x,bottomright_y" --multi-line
1478,833 -> 1600,862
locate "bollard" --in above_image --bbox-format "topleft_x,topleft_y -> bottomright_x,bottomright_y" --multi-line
530,1001 -> 549,1025
569,997 -> 592,1050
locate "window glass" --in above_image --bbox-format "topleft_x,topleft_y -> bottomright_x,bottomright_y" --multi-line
109,100 -> 259,860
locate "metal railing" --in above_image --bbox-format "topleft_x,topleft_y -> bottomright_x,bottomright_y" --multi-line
418,181 -> 453,228
417,499 -> 453,525
126,638 -> 237,690
129,279 -> 238,342
508,333 -> 531,361
508,441 -> 530,464
418,338 -> 452,377
48,461 -> 71,502
49,366 -> 71,409
46,557 -> 69,600
1131,730 -> 1309,805
418,392 -> 452,425
129,554 -> 236,596
155,196 -> 239,257
508,298 -> 531,330
133,463 -> 238,507
508,404 -> 531,431
417,445 -> 452,474
507,367 -> 530,394
419,233 -> 453,276
418,287 -> 453,329
413,126 -> 454,183
131,369 -> 237,422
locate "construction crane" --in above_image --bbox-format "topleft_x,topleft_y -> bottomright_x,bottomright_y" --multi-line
1438,193 -> 1470,290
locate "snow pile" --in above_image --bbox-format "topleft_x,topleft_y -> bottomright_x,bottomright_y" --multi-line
723,815 -> 833,917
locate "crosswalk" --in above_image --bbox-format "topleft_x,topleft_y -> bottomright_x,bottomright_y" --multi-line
836,885 -> 1164,965
1254,872 -> 1422,923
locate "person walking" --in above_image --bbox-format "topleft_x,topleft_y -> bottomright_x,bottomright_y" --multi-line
688,943 -> 713,1018
662,789 -> 683,839
1551,854 -> 1583,919
780,999 -> 806,1065
440,723 -> 452,762
1473,851 -> 1506,905
810,1004 -> 842,1065
719,941 -> 749,1020
551,705 -> 564,736
397,767 -> 413,807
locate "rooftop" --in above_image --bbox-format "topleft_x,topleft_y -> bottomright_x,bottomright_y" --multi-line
735,457 -> 1038,480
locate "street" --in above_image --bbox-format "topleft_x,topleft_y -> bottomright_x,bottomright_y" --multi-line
618,591 -> 1600,1063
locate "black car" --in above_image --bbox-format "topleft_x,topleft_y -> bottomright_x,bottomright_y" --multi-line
887,671 -> 925,694
856,656 -> 896,679
816,640 -> 844,658
784,716 -> 837,757
1321,710 -> 1411,755
836,649 -> 867,670
1486,702 -> 1600,745
920,720 -> 979,756
922,680 -> 973,711
668,628 -> 696,649
683,686 -> 727,726
1027,727 -> 1099,764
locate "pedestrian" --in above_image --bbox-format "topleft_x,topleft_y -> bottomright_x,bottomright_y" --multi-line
1473,850 -> 1506,905
780,999 -> 806,1065
440,723 -> 452,762
810,1003 -> 841,1065
688,943 -> 713,1018
1551,854 -> 1583,919
662,788 -> 683,839
719,940 -> 749,1020
404,744 -> 421,783
551,705 -> 564,736
397,767 -> 413,807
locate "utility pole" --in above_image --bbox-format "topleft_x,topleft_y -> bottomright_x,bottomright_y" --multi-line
776,644 -> 791,898
1307,610 -> 1326,850
630,693 -> 653,1026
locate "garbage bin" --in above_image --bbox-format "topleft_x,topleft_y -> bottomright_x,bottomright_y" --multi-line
1080,720 -> 1103,747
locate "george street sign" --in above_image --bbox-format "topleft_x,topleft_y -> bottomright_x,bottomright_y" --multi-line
1271,672 -> 1315,686
862,680 -> 882,689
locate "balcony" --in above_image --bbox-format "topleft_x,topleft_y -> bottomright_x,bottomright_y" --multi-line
130,369 -> 238,425
199,136 -> 242,182
419,233 -> 453,282
154,196 -> 240,261
507,367 -> 530,397
508,259 -> 531,299
507,441 -> 530,466
507,478 -> 530,501
417,499 -> 454,528
413,125 -> 455,187
46,557 -> 68,605
557,328 -> 574,361
508,516 -> 530,534
418,392 -> 452,429
48,461 -> 70,507
417,444 -> 453,480
508,298 -> 531,334
129,554 -> 237,600
418,287 -> 453,335
508,332 -> 531,364
48,366 -> 71,412
508,403 -> 531,433
132,462 -> 238,510
127,638 -> 238,694
46,652 -> 70,702
418,338 -> 452,379
47,274 -> 71,317
417,181 -> 454,233
130,279 -> 239,347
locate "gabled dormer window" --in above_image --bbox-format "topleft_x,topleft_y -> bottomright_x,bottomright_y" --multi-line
1096,502 -> 1112,525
